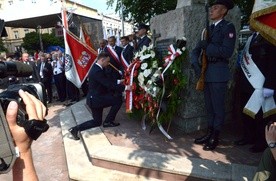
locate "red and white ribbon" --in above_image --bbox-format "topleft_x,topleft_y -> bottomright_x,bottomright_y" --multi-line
107,45 -> 121,65
121,52 -> 129,70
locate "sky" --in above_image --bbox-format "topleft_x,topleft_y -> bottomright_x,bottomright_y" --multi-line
75,0 -> 117,14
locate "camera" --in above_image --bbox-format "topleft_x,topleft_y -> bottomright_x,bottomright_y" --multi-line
0,61 -> 49,174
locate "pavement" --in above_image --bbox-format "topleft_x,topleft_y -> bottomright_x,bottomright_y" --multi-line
0,97 -> 263,181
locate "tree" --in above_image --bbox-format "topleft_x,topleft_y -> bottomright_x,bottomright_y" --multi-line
107,0 -> 177,24
107,0 -> 254,28
0,39 -> 7,52
22,30 -> 64,54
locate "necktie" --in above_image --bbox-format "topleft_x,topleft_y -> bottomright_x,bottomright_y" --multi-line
210,24 -> 215,33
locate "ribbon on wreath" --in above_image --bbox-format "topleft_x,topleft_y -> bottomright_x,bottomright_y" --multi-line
125,60 -> 140,113
163,44 -> 182,67
155,44 -> 182,140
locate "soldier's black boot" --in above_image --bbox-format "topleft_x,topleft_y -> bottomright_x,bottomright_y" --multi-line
194,128 -> 213,144
203,130 -> 220,151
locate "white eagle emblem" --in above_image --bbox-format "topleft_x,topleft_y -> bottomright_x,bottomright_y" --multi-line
78,51 -> 91,68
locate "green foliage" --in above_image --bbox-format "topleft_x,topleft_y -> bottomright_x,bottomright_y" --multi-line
0,39 -> 7,52
107,0 -> 255,28
22,30 -> 64,53
107,0 -> 177,23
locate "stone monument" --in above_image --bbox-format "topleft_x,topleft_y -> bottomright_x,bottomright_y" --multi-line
150,0 -> 241,133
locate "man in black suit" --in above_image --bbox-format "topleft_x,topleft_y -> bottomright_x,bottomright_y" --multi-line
120,36 -> 134,70
104,36 -> 123,81
19,53 -> 40,83
38,53 -> 53,103
234,28 -> 276,153
68,52 -> 131,140
135,23 -> 151,52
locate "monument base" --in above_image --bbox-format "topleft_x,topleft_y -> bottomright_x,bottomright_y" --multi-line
150,4 -> 241,133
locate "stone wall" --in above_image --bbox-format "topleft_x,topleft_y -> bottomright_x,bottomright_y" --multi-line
150,5 -> 241,133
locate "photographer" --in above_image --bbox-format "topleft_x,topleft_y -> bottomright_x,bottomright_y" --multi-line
253,122 -> 276,180
6,89 -> 47,180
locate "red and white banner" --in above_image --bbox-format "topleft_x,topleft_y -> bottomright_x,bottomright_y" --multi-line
64,31 -> 97,88
80,23 -> 94,49
61,6 -> 97,88
250,1 -> 276,45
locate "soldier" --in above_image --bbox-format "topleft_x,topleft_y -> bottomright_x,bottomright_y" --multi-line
135,23 -> 151,52
191,0 -> 236,151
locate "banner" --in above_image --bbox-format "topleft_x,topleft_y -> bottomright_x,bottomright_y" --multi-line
250,1 -> 276,45
61,6 -> 97,88
64,30 -> 97,88
80,23 -> 94,49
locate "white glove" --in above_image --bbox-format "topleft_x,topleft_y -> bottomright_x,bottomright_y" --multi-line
263,88 -> 274,98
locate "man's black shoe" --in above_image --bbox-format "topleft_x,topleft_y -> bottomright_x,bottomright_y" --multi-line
68,127 -> 80,140
103,122 -> 120,128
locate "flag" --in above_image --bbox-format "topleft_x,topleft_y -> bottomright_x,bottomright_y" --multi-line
103,26 -> 107,40
64,30 -> 98,88
116,32 -> 121,46
80,23 -> 94,49
250,1 -> 276,45
61,6 -> 97,88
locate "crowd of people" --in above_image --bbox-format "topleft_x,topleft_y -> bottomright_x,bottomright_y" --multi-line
1,0 -> 275,179
0,49 -> 84,104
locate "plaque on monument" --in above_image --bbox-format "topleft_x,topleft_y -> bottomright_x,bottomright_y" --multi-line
155,37 -> 176,60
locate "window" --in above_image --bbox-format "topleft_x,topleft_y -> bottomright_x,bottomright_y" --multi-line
24,29 -> 29,35
14,31 -> 19,39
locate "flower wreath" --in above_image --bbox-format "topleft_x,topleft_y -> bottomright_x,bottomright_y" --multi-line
124,37 -> 187,138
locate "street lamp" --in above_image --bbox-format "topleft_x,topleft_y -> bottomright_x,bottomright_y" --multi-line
37,25 -> 43,51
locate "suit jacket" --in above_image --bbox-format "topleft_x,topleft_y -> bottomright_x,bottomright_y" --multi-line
240,34 -> 276,94
191,19 -> 236,82
136,35 -> 151,51
38,61 -> 53,83
19,61 -> 40,83
104,45 -> 123,80
121,44 -> 134,65
86,64 -> 125,108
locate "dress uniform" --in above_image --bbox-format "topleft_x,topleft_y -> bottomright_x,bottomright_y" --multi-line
191,0 -> 236,151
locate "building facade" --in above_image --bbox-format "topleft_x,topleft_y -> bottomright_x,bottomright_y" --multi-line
0,0 -> 133,57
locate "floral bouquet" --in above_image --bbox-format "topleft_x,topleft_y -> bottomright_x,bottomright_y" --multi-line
124,37 -> 187,132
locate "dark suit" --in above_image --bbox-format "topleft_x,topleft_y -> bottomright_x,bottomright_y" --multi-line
19,61 -> 40,83
136,35 -> 151,51
104,45 -> 123,80
38,61 -> 53,102
76,63 -> 125,131
192,19 -> 236,131
104,45 -> 123,96
121,44 -> 134,66
239,33 -> 276,149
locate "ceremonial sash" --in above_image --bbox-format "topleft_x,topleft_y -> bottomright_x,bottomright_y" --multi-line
241,34 -> 276,118
107,45 -> 121,65
121,51 -> 129,70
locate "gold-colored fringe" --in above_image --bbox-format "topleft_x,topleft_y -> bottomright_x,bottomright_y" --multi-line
263,108 -> 276,118
250,5 -> 276,46
243,108 -> 256,119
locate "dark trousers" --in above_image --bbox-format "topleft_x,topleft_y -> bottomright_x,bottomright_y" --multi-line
42,78 -> 52,102
204,82 -> 227,131
77,95 -> 123,132
66,79 -> 80,101
54,73 -> 66,101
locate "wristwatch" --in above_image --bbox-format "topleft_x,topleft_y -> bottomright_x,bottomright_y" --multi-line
268,142 -> 276,148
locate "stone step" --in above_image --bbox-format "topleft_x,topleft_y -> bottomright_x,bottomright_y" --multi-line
60,101 -> 163,181
60,99 -> 257,181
